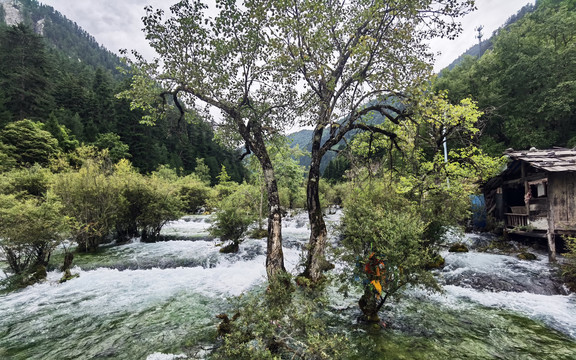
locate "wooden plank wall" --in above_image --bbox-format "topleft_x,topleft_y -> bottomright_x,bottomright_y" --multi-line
549,173 -> 576,230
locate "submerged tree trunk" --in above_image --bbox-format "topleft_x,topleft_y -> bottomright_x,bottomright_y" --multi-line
261,157 -> 286,279
301,128 -> 328,283
358,287 -> 381,323
244,120 -> 286,280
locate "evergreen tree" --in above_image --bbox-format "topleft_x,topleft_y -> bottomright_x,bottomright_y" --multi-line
0,24 -> 54,123
0,119 -> 58,166
90,68 -> 117,134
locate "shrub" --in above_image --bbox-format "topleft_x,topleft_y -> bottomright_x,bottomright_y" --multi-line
52,158 -> 122,252
114,160 -> 184,242
0,119 -> 58,166
137,171 -> 184,242
0,165 -> 53,198
340,181 -> 439,323
179,174 -> 211,214
0,141 -> 17,171
0,193 -> 69,284
211,275 -> 348,359
210,183 -> 257,252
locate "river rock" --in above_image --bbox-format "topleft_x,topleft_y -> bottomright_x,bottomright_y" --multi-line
517,252 -> 538,260
449,243 -> 469,253
426,253 -> 445,269
219,242 -> 239,253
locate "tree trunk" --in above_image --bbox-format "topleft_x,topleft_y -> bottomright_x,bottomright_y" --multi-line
259,183 -> 265,231
358,286 -> 380,323
235,116 -> 286,280
301,129 -> 328,283
262,165 -> 286,279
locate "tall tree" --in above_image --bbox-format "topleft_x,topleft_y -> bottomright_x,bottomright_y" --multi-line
0,23 -> 54,124
0,119 -> 58,166
119,0 -> 298,280
266,0 -> 476,283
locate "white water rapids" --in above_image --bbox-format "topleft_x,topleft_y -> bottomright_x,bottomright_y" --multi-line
1,211 -> 575,359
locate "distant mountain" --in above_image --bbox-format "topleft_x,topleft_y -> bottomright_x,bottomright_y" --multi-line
0,0 -> 122,76
286,101 -> 393,173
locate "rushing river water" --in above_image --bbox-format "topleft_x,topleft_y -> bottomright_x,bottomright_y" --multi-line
1,211 -> 576,359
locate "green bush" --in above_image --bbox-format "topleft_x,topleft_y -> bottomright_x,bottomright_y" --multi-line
52,158 -> 122,252
0,193 -> 69,284
211,275 -> 348,359
0,141 -> 17,171
179,174 -> 211,214
111,160 -> 184,242
93,132 -> 131,163
210,183 -> 257,252
318,179 -> 347,208
137,170 -> 184,242
340,181 -> 439,323
0,165 -> 53,198
0,119 -> 59,167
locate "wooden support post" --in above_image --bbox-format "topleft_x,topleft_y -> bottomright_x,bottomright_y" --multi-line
547,197 -> 557,262
522,162 -> 530,216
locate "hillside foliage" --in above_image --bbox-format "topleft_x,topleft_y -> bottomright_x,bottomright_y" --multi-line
0,1 -> 245,181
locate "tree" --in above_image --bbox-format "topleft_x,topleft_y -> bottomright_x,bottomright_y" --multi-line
0,24 -> 54,123
0,193 -> 70,285
194,158 -> 211,184
339,92 -> 503,322
209,183 -> 257,253
340,181 -> 438,323
52,155 -> 122,252
114,160 -> 184,242
0,119 -> 58,166
44,111 -> 79,152
119,0 -> 298,280
265,0 -> 476,283
0,141 -> 17,171
0,164 -> 53,199
89,68 -> 117,135
349,91 -> 504,241
271,141 -> 306,209
93,132 -> 131,163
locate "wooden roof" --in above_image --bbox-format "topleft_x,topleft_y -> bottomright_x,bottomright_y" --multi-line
505,148 -> 576,172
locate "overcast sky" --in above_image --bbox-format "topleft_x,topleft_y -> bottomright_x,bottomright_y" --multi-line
40,0 -> 535,73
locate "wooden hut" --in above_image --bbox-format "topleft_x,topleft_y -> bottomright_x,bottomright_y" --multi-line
483,148 -> 576,261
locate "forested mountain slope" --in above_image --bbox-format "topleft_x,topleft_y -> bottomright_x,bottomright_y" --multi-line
0,0 -> 244,181
0,0 -> 121,75
435,0 -> 576,155
442,3 -> 536,71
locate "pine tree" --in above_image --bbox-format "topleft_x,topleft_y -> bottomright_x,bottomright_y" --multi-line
0,24 -> 55,122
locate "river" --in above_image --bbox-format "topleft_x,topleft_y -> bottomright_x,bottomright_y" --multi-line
1,211 -> 575,359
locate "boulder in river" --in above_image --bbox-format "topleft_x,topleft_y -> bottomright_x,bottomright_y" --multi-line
517,252 -> 537,261
449,243 -> 469,253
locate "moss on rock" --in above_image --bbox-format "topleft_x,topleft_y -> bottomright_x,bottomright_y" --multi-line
426,254 -> 446,269
448,243 -> 469,253
219,242 -> 239,253
517,252 -> 537,261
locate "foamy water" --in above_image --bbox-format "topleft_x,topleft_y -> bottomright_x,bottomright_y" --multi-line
1,210 -> 575,360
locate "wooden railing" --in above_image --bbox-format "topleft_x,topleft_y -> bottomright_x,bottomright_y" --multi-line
505,213 -> 529,228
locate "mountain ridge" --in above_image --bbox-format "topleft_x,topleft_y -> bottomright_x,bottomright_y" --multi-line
0,0 -> 122,76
